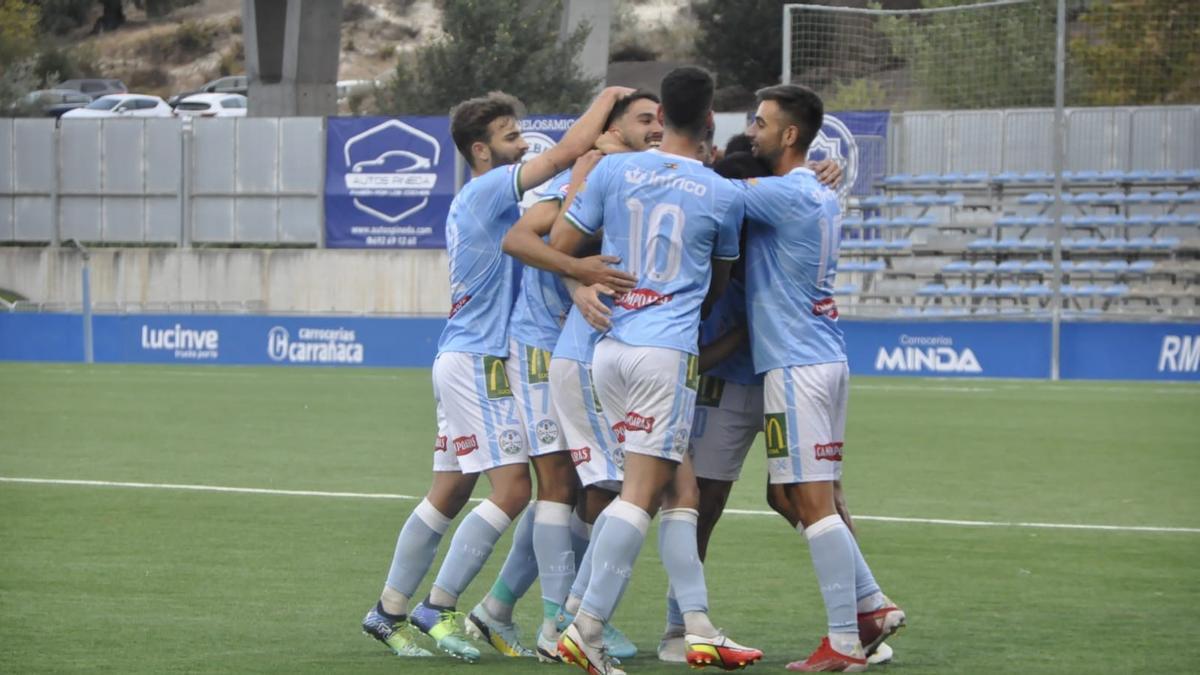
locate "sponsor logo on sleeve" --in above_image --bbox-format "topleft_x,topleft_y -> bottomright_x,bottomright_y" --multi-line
140,324 -> 220,361
764,413 -> 789,459
483,356 -> 513,399
453,434 -> 479,456
814,441 -> 844,462
614,288 -> 673,310
267,326 -> 364,364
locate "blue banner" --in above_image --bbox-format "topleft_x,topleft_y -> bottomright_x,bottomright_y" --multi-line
808,111 -> 889,199
4,314 -> 1196,381
841,320 -> 1052,379
325,116 -> 456,249
516,115 -> 577,209
1060,322 -> 1200,381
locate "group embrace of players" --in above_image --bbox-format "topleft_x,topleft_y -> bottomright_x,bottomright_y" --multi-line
359,67 -> 906,673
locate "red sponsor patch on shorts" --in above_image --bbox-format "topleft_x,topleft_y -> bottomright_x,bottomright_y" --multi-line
448,294 -> 472,319
615,288 -> 673,311
453,434 -> 479,456
623,412 -> 655,433
570,447 -> 592,466
611,422 -> 625,443
435,435 -> 448,453
812,297 -> 839,320
814,441 -> 843,461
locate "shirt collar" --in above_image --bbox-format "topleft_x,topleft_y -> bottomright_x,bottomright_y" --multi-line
647,148 -> 704,165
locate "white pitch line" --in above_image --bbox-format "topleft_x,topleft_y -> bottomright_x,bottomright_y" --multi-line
2,476 -> 1198,534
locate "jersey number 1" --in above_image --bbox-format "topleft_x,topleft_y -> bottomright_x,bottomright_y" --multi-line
626,197 -> 684,283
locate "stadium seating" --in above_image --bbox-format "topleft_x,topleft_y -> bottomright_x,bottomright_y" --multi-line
837,168 -> 1200,316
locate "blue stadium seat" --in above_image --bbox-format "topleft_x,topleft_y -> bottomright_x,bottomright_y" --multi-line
1100,260 -> 1129,274
889,216 -> 917,229
1098,170 -> 1124,182
889,194 -> 917,206
1021,284 -> 1051,298
1151,236 -> 1180,250
993,171 -> 1020,184
884,238 -> 911,250
1064,237 -> 1101,250
883,174 -> 911,186
940,192 -> 965,205
1020,171 -> 1052,183
1124,169 -> 1152,182
972,260 -> 997,273
964,172 -> 989,183
860,195 -> 888,208
943,260 -> 973,273
1023,260 -> 1054,273
1177,214 -> 1200,227
1072,260 -> 1102,274
1150,214 -> 1181,227
937,173 -> 964,184
841,239 -> 865,251
970,284 -> 1000,296
1091,214 -> 1125,228
1066,170 -> 1100,183
834,284 -> 859,296
1019,192 -> 1053,205
1151,191 -> 1180,204
866,216 -> 889,228
945,284 -> 971,296
1126,214 -> 1155,228
1124,191 -> 1153,204
840,260 -> 863,272
913,215 -> 936,228
914,193 -> 942,207
1102,284 -> 1130,298
1068,192 -> 1103,204
996,215 -> 1022,228
1127,236 -> 1156,250
862,259 -> 887,272
1179,190 -> 1200,203
1061,215 -> 1084,228
1149,170 -> 1175,182
1023,216 -> 1053,228
917,283 -> 946,296
1129,260 -> 1155,274
967,238 -> 995,251
1018,237 -> 1050,251
1098,237 -> 1128,251
996,238 -> 1024,252
1060,260 -> 1075,272
912,173 -> 940,185
997,260 -> 1024,274
1097,191 -> 1126,205
1075,284 -> 1105,296
843,215 -> 865,228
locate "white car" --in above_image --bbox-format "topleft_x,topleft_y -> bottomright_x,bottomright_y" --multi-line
61,94 -> 173,119
173,93 -> 247,118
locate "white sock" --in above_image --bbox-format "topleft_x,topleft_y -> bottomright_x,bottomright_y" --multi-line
564,593 -> 582,616
829,631 -> 862,656
857,591 -> 887,614
683,610 -> 718,639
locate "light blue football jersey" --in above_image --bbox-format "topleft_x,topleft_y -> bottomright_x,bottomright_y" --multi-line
565,149 -> 742,355
510,170 -> 573,351
437,164 -> 525,357
552,304 -> 601,365
699,276 -> 760,386
742,166 -> 847,373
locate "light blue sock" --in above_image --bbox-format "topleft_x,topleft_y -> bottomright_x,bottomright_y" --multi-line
483,502 -> 538,623
534,501 -> 576,619
852,539 -> 882,604
665,591 -> 684,629
569,510 -> 591,569
803,515 -> 859,636
385,498 -> 452,598
658,508 -> 709,615
569,511 -> 608,603
579,499 -> 651,622
430,499 -> 513,606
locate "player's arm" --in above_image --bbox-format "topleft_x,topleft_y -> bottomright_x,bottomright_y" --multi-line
566,277 -> 615,331
697,324 -> 748,373
502,198 -> 633,289
703,191 -> 742,318
550,151 -> 606,258
517,87 -> 634,193
808,158 -> 843,188
702,259 -> 733,320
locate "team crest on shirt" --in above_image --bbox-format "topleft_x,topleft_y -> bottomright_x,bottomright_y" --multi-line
814,442 -> 844,462
498,429 -> 523,456
536,419 -> 560,445
615,288 -> 674,311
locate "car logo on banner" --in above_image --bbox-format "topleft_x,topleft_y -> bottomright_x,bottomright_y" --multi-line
807,114 -> 857,202
343,119 -> 442,223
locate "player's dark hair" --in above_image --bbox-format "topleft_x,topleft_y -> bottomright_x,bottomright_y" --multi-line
659,66 -> 714,138
449,91 -> 526,168
713,151 -> 772,180
603,90 -> 660,131
755,84 -> 823,153
723,133 -> 753,156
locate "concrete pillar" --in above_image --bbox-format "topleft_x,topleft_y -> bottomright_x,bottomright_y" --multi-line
560,0 -> 611,93
243,0 -> 343,117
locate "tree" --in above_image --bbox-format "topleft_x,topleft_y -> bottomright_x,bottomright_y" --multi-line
375,0 -> 600,115
0,0 -> 38,66
1071,0 -> 1200,106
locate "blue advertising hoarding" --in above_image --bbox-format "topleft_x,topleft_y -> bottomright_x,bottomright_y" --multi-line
2,314 -> 1197,382
325,116 -> 456,249
807,111 -> 889,199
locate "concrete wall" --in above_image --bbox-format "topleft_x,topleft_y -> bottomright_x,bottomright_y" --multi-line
0,247 -> 451,315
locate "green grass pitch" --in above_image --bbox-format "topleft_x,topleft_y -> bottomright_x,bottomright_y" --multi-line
2,363 -> 1198,673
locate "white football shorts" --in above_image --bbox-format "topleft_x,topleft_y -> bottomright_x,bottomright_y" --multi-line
549,357 -> 623,492
689,377 -> 764,482
431,351 -> 530,474
763,361 -> 849,484
510,339 -> 568,457
591,338 -> 699,463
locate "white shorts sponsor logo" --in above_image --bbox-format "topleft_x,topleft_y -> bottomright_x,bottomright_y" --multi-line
267,326 -> 365,364
140,324 -> 219,360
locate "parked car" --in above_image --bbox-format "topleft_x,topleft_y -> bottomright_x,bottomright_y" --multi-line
168,75 -> 248,107
336,79 -> 375,102
61,94 -> 173,119
55,79 -> 128,100
10,89 -> 93,118
173,93 -> 247,118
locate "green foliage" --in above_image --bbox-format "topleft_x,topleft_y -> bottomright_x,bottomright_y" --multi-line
144,19 -> 218,64
376,0 -> 600,115
1071,0 -> 1200,105
33,45 -> 85,84
0,0 -> 39,66
36,0 -> 93,35
825,77 -> 888,112
0,57 -> 39,114
695,0 -> 833,93
877,0 -> 1056,109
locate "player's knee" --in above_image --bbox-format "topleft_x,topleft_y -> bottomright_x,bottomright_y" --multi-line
697,478 -> 731,523
488,472 -> 532,518
766,483 -> 798,526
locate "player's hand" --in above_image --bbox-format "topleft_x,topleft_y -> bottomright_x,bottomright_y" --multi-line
570,255 -> 637,292
601,86 -> 637,101
574,148 -> 607,176
810,158 -> 843,188
574,283 -> 615,331
594,130 -> 631,156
